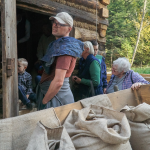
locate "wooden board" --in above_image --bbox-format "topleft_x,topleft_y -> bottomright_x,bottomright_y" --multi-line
100,8 -> 109,18
1,0 -> 18,118
17,0 -> 109,25
137,84 -> 150,104
107,88 -> 137,111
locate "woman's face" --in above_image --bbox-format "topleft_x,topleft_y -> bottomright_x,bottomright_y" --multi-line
111,65 -> 119,76
112,65 -> 125,77
82,47 -> 89,57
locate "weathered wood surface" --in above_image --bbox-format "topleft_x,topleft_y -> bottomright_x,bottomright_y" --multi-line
100,7 -> 109,18
75,27 -> 106,43
99,29 -> 106,37
17,0 -> 109,25
17,3 -> 56,16
100,0 -> 110,5
63,0 -> 106,9
1,0 -> 18,118
137,84 -> 150,104
99,24 -> 108,30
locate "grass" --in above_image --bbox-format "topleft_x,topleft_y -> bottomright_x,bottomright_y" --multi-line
131,67 -> 150,74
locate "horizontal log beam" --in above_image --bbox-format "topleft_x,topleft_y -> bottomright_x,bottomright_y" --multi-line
17,3 -> 56,16
54,0 -> 106,10
75,27 -> 106,43
100,0 -> 110,6
17,0 -> 109,25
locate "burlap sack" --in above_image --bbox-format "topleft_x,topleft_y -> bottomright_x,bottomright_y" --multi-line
121,103 -> 150,150
80,94 -> 112,108
26,121 -> 75,150
0,108 -> 60,150
63,105 -> 132,150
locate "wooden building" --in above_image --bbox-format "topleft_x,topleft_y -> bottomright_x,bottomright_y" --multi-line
0,0 -> 110,118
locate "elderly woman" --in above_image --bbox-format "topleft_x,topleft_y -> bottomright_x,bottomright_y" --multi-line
106,57 -> 150,94
72,41 -> 102,98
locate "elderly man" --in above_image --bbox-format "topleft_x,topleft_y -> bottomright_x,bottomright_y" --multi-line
106,57 -> 150,94
37,12 -> 84,110
72,41 -> 101,99
91,40 -> 107,94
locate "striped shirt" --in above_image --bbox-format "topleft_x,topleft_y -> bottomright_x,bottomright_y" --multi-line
106,70 -> 150,93
18,71 -> 33,95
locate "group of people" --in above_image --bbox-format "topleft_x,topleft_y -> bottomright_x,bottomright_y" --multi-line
18,12 -> 150,110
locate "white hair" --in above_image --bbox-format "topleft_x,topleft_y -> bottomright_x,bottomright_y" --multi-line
83,41 -> 94,55
18,58 -> 28,67
113,57 -> 131,73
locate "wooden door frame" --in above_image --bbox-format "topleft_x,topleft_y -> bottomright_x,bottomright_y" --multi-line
1,0 -> 18,118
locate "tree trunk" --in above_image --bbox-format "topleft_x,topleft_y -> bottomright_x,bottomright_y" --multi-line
131,0 -> 147,67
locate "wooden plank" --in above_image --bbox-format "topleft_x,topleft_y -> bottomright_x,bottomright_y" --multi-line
137,84 -> 150,105
144,77 -> 150,82
17,0 -> 109,25
140,74 -> 150,77
1,0 -> 18,118
75,27 -> 106,43
100,8 -> 109,18
54,102 -> 83,124
108,88 -> 137,111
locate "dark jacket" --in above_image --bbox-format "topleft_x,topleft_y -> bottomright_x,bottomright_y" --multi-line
17,17 -> 26,41
79,54 -> 103,96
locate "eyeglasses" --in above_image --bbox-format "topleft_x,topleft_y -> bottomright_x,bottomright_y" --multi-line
51,20 -> 70,28
111,66 -> 118,72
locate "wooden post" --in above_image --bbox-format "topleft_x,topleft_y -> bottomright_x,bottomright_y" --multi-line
1,0 -> 18,118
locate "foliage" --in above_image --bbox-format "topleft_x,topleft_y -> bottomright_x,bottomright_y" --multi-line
106,0 -> 150,67
132,67 -> 150,74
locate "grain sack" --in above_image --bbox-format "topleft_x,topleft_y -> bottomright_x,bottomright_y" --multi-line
63,105 -> 132,150
0,108 -> 60,150
121,103 -> 150,150
80,94 -> 112,108
26,121 -> 75,150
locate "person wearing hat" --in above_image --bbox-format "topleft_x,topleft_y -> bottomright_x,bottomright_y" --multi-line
36,12 -> 84,110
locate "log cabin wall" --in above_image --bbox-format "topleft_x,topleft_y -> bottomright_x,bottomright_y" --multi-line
0,0 -> 109,118
16,0 -> 109,44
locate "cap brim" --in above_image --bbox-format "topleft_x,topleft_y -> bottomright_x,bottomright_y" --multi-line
49,16 -> 66,24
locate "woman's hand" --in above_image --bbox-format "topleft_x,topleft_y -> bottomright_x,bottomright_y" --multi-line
72,76 -> 81,84
131,82 -> 143,90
